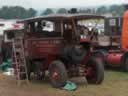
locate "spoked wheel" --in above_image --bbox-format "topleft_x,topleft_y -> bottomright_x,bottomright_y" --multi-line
85,57 -> 104,84
48,60 -> 67,88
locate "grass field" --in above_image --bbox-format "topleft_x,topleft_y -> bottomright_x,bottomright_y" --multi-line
0,70 -> 128,96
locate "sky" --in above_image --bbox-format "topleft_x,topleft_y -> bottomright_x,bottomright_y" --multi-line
0,0 -> 127,9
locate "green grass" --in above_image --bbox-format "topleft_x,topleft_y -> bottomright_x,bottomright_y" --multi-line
105,70 -> 128,81
30,70 -> 128,96
1,70 -> 128,96
69,70 -> 128,96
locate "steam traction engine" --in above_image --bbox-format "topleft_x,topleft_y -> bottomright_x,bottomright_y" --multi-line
12,14 -> 104,87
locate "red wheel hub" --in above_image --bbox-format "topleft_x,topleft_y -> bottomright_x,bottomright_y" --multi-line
86,64 -> 96,79
51,68 -> 60,80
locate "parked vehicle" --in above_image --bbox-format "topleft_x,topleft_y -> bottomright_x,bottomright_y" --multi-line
2,28 -> 23,61
90,8 -> 128,72
0,22 -> 23,63
11,14 -> 105,87
0,19 -> 23,35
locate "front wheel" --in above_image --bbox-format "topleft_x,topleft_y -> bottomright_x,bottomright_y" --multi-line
93,50 -> 108,67
85,57 -> 104,84
48,60 -> 67,88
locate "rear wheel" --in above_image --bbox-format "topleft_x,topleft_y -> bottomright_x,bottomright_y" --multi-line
48,60 -> 67,88
93,50 -> 108,67
85,57 -> 104,84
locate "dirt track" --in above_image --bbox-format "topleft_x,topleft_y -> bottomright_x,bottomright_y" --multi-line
0,71 -> 128,96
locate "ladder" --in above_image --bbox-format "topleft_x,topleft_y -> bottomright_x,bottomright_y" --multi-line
12,38 -> 29,85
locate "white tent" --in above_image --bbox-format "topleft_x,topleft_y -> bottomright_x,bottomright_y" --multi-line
0,19 -> 23,35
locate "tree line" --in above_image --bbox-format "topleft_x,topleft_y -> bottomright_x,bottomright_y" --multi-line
0,6 -> 37,19
0,4 -> 125,19
42,5 -> 125,16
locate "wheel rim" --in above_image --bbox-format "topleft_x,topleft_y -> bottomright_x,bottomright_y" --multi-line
86,64 -> 97,81
51,67 -> 60,81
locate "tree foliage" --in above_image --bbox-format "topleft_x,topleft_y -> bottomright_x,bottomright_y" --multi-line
77,4 -> 124,16
41,8 -> 54,15
109,5 -> 124,16
96,6 -> 108,14
96,5 -> 124,16
57,8 -> 67,14
0,4 -> 125,19
79,8 -> 92,13
0,6 -> 37,19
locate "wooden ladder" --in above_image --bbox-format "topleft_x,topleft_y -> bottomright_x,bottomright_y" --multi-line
12,38 -> 29,85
